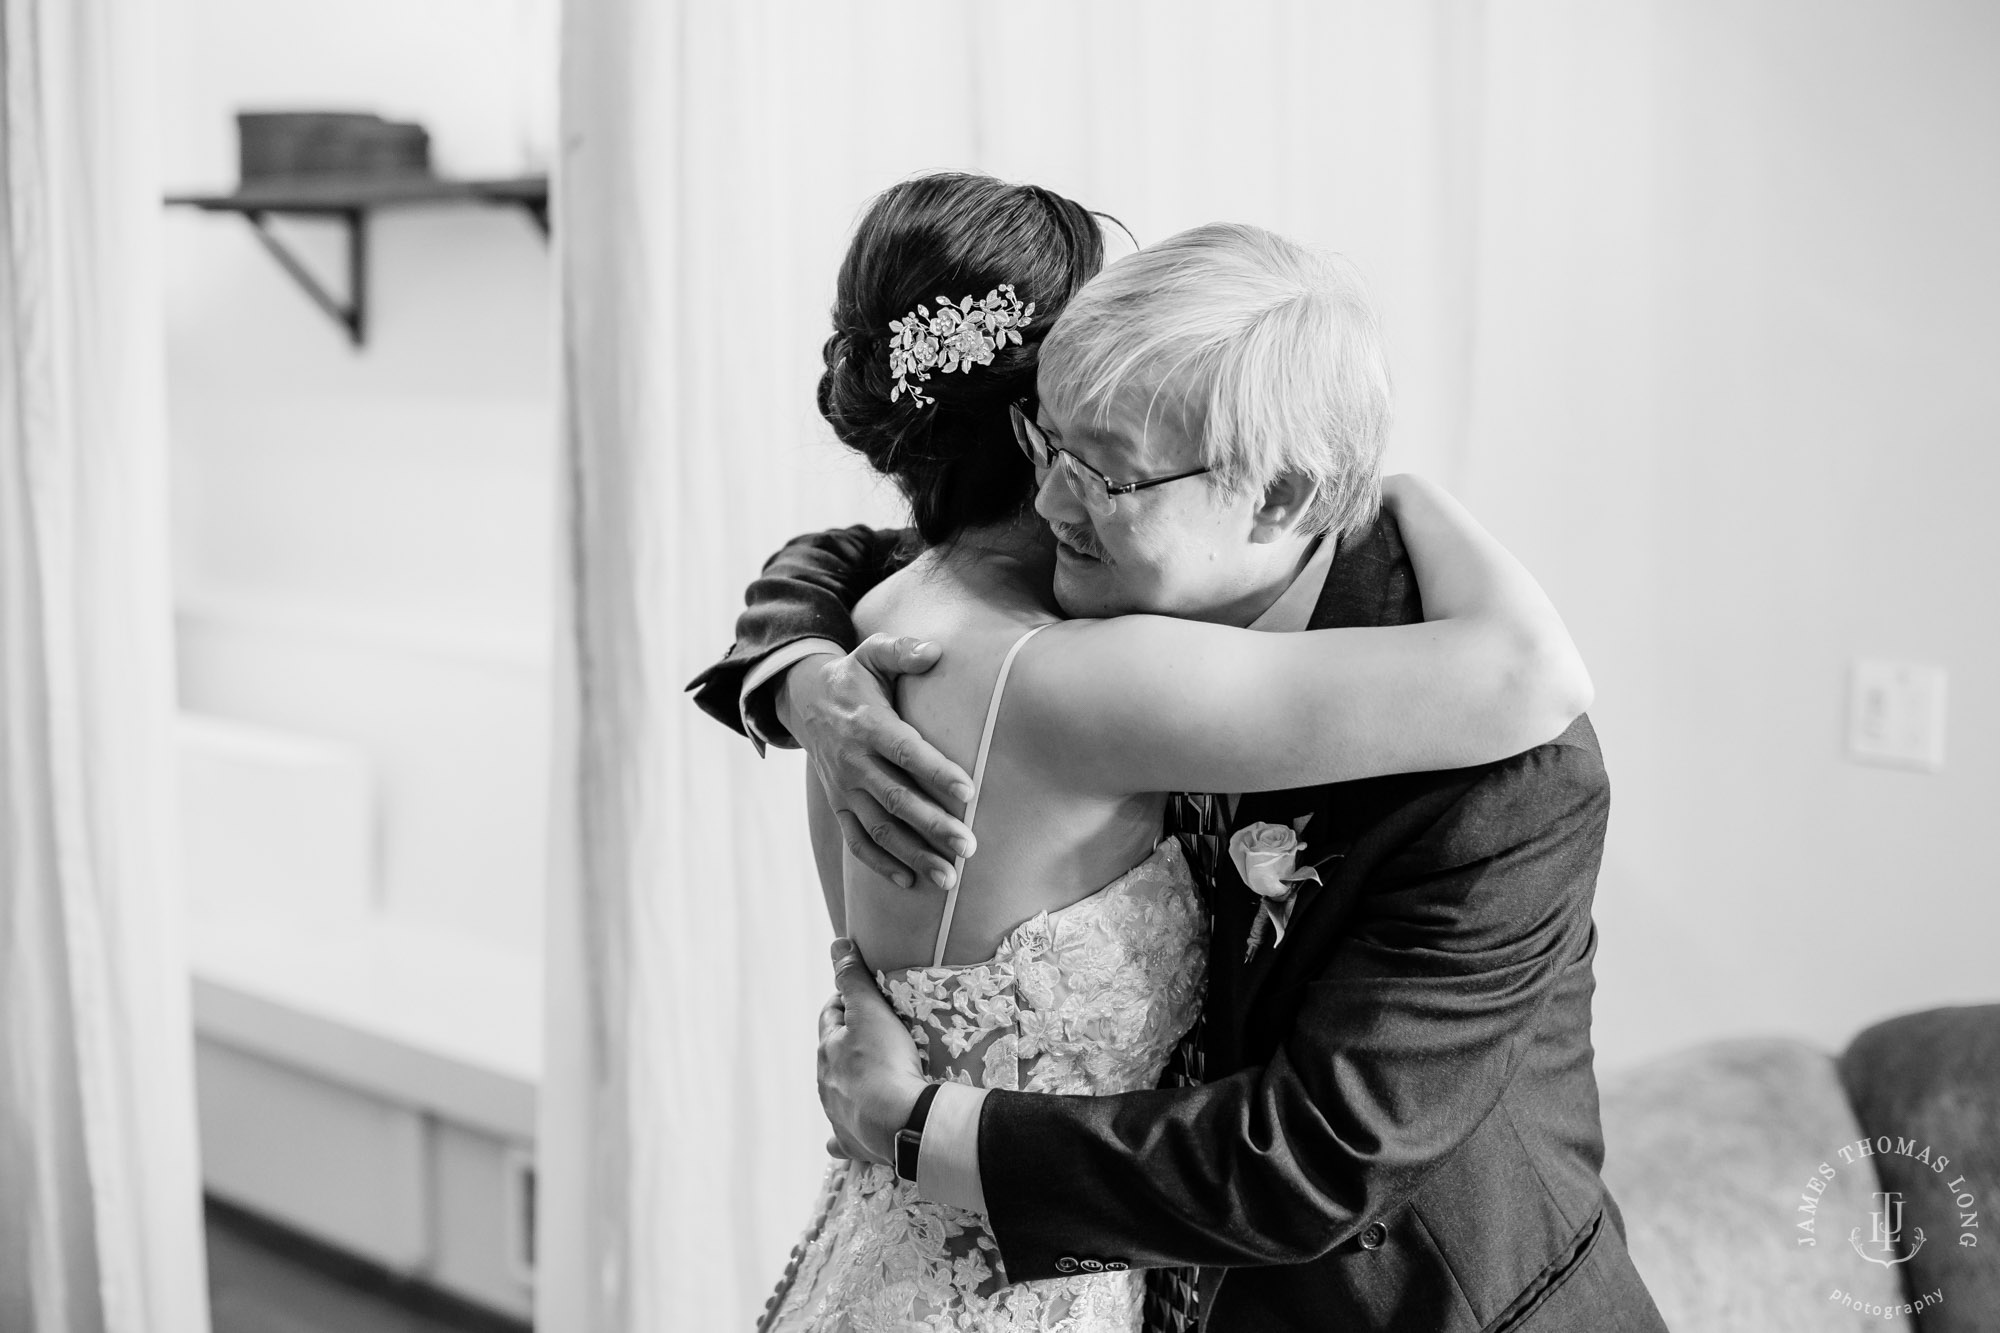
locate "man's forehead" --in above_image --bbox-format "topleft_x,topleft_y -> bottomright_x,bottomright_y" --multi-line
1045,387 -> 1195,465
1054,414 -> 1135,459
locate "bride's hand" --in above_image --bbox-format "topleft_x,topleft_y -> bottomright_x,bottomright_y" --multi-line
781,636 -> 977,892
1380,470 -> 1592,719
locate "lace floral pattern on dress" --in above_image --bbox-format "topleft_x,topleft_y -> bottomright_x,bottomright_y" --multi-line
762,838 -> 1207,1333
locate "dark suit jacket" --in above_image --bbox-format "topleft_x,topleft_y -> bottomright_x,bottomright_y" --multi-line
688,515 -> 1666,1333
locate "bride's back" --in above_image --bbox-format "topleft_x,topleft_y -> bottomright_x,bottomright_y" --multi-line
799,171 -> 1139,972
844,547 -> 1167,971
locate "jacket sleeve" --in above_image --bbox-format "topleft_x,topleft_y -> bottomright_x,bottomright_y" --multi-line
979,732 -> 1610,1276
684,524 -> 910,738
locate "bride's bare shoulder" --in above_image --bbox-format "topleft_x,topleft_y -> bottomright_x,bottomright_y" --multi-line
855,550 -> 1048,645
852,551 -> 944,637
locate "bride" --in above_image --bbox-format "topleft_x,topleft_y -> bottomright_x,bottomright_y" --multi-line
755,174 -> 1590,1331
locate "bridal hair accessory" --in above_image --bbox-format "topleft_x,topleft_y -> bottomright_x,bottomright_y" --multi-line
1231,816 -> 1321,961
888,284 -> 1035,406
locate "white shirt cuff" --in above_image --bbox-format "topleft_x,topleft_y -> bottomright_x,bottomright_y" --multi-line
739,638 -> 846,753
915,1083 -> 989,1213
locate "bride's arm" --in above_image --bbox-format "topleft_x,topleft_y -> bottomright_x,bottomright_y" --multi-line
1010,475 -> 1592,795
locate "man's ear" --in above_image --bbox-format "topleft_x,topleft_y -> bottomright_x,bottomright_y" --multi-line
1249,472 -> 1317,544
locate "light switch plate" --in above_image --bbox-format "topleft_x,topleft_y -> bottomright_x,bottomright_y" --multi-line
1848,660 -> 1947,771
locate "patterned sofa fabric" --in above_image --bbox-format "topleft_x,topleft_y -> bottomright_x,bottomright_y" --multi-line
1599,1037 -> 1915,1331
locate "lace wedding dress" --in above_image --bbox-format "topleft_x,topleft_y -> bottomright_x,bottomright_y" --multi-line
761,626 -> 1208,1333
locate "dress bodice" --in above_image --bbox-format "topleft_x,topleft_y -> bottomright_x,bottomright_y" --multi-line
764,840 -> 1206,1333
878,837 -> 1207,1098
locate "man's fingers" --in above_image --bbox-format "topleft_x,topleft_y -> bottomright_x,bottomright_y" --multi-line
817,992 -> 846,1045
854,633 -> 944,680
867,719 -> 975,832
829,937 -> 874,1000
862,756 -> 973,863
829,940 -> 899,1032
833,808 -> 918,889
843,791 -> 958,892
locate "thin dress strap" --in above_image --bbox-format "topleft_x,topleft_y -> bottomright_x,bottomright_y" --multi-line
932,623 -> 1051,967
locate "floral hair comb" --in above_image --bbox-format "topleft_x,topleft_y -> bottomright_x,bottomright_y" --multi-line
887,284 -> 1036,406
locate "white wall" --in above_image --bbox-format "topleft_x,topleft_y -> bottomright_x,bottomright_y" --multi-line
160,0 -> 558,952
1458,1 -> 2000,1069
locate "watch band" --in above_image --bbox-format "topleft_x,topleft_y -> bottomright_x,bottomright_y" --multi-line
893,1083 -> 942,1185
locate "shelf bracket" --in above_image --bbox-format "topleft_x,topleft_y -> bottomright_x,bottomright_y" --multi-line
517,197 -> 549,239
241,208 -> 368,347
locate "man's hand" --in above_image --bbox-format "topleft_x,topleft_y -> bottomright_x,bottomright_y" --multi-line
817,939 -> 928,1167
780,635 -> 975,891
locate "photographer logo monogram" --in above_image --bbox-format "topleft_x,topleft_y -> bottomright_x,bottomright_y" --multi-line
1795,1134 -> 1979,1317
1859,1189 -> 1920,1266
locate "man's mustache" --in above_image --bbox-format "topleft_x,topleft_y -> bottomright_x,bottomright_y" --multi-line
1050,522 -> 1107,560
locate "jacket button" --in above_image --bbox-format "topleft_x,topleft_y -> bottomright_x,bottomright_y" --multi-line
1103,1260 -> 1129,1272
1359,1222 -> 1387,1251
1055,1256 -> 1079,1274
1078,1257 -> 1104,1272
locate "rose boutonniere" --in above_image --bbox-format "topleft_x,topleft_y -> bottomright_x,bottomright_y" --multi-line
1230,815 -> 1321,962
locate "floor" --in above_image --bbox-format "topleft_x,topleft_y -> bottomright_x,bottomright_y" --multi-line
206,1200 -> 530,1333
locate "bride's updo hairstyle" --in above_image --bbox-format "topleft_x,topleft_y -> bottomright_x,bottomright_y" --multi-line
819,173 -> 1105,546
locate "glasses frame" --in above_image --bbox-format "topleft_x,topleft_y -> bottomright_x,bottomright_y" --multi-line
1009,399 -> 1212,515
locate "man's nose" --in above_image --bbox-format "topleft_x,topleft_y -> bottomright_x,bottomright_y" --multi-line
1033,464 -> 1082,525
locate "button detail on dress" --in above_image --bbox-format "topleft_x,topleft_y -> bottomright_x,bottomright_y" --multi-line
1359,1222 -> 1388,1251
1103,1259 -> 1129,1272
1054,1256 -> 1080,1274
1078,1257 -> 1104,1272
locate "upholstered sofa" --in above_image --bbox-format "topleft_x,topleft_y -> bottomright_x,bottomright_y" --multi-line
1599,1004 -> 1999,1332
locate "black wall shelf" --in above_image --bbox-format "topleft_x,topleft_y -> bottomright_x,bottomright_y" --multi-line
166,174 -> 549,348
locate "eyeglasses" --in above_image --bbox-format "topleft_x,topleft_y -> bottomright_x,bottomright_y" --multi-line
1009,400 -> 1212,518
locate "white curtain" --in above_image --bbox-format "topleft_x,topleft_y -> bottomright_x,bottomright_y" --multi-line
541,3 -> 1480,1327
0,0 -> 212,1329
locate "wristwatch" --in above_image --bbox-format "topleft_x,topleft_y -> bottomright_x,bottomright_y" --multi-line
893,1083 -> 942,1185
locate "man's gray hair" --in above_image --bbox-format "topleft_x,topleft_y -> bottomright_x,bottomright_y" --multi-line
1039,222 -> 1391,540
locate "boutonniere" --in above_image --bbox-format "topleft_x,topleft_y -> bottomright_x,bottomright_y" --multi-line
1230,815 -> 1321,962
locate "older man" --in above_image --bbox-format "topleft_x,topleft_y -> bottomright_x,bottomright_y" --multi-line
691,223 -> 1664,1332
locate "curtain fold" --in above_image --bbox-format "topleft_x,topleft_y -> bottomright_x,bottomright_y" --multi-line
542,4 -> 1480,1327
0,0 -> 211,1330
